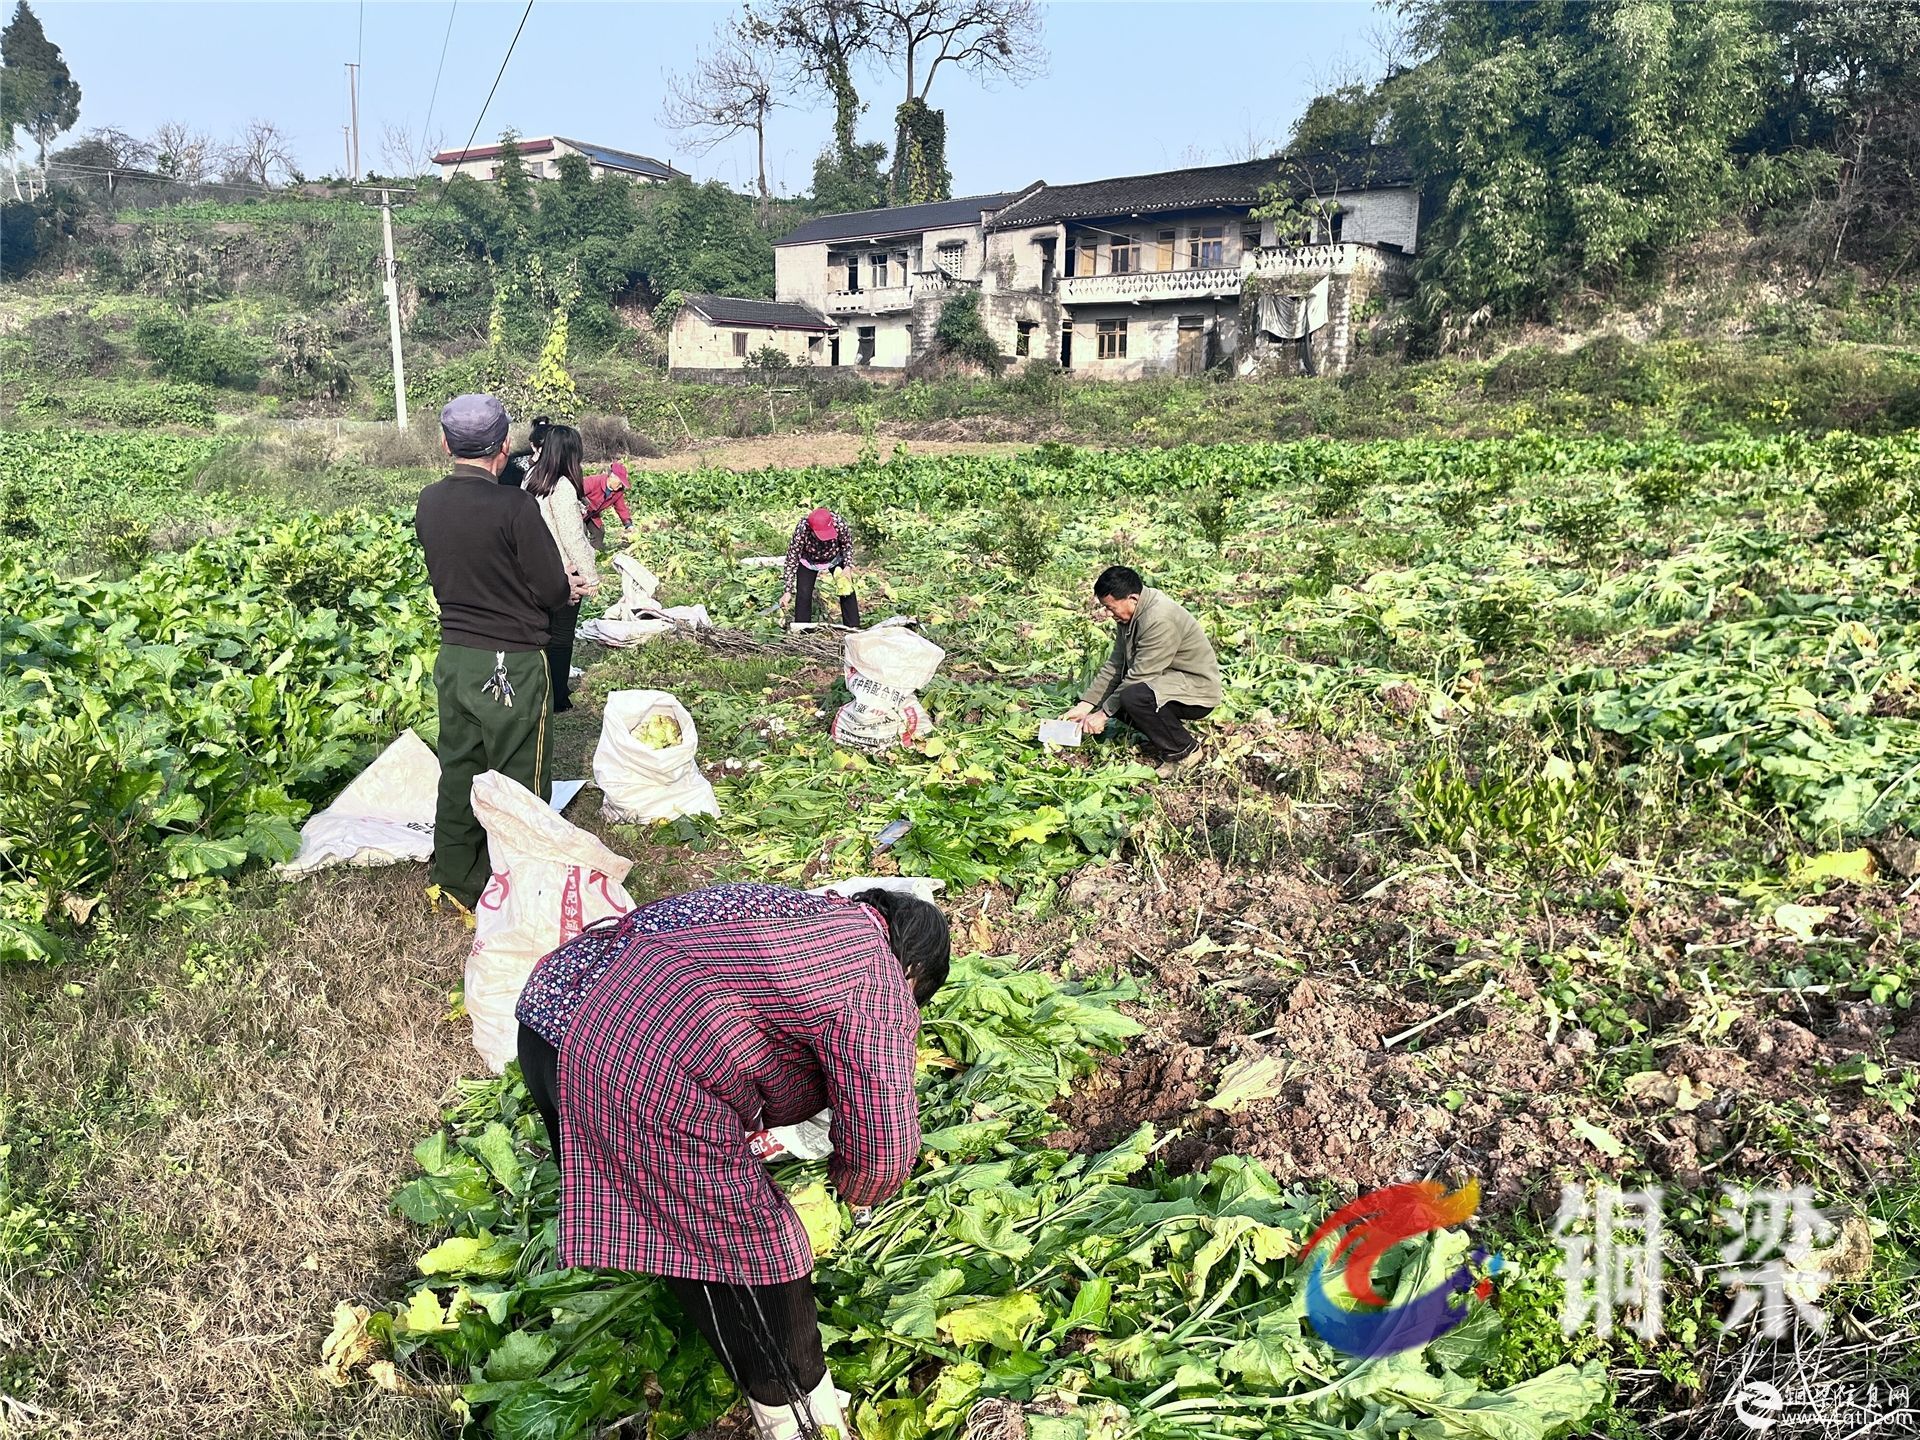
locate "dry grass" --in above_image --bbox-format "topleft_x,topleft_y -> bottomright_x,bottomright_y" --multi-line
1,867 -> 473,1439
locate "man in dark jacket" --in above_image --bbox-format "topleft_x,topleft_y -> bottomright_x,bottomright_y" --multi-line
416,394 -> 572,909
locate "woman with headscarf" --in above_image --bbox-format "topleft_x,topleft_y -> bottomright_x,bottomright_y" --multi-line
522,423 -> 598,713
780,506 -> 859,629
515,882 -> 950,1440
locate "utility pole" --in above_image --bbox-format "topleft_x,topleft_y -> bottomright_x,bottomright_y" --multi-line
343,125 -> 353,180
345,62 -> 362,179
379,189 -> 408,429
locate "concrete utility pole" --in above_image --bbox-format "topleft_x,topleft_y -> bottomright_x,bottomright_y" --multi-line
379,189 -> 408,428
343,125 -> 353,179
346,63 -> 362,179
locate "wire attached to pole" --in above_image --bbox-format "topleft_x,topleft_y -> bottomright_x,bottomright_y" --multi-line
449,0 -> 535,171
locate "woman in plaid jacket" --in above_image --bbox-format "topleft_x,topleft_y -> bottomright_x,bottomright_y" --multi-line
515,882 -> 949,1440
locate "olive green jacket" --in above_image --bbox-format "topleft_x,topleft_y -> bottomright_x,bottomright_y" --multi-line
1080,588 -> 1223,715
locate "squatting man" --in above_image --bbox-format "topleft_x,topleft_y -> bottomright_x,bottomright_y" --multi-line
1062,565 -> 1222,777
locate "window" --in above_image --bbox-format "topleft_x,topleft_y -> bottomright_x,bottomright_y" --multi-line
732,331 -> 749,357
936,240 -> 967,276
1077,237 -> 1099,277
1109,236 -> 1140,274
1096,319 -> 1127,360
1242,223 -> 1263,255
870,253 -> 891,288
1189,225 -> 1225,269
1156,229 -> 1177,270
844,257 -> 860,292
856,326 -> 876,365
1015,320 -> 1034,357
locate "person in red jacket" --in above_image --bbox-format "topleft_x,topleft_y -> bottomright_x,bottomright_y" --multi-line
582,460 -> 633,548
515,882 -> 949,1440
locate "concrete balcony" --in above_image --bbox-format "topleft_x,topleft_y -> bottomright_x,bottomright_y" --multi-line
911,269 -> 979,296
1248,242 -> 1407,281
1056,266 -> 1242,305
824,286 -> 913,315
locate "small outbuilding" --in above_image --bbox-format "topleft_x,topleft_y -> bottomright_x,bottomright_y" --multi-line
666,294 -> 836,380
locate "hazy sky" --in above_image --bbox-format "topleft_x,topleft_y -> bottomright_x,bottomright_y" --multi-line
42,1 -> 1386,195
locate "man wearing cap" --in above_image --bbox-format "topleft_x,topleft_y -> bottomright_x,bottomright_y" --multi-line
780,506 -> 859,628
415,394 -> 573,910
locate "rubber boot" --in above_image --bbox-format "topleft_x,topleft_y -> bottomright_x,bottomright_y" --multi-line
750,1374 -> 851,1440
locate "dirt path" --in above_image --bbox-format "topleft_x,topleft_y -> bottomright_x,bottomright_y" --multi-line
630,432 -> 1027,473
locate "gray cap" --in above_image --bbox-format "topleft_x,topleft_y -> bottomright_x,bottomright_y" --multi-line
439,393 -> 510,458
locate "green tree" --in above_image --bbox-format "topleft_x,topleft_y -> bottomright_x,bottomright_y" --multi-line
0,1 -> 81,175
1396,0 -> 1770,338
810,139 -> 889,214
1287,81 -> 1396,155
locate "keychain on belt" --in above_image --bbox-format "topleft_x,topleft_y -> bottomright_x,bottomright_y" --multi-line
481,650 -> 515,708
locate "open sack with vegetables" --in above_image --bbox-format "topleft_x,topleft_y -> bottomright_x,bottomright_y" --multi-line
340,956 -> 1604,1440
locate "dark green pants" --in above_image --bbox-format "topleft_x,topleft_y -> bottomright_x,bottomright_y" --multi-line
432,644 -> 554,907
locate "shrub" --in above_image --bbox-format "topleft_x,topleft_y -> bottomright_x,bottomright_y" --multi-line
133,313 -> 263,391
931,291 -> 1004,374
576,413 -> 659,463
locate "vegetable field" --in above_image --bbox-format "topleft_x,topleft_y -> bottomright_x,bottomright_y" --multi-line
3,424 -> 1918,1440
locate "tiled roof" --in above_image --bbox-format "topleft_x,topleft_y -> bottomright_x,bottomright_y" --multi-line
554,138 -> 687,181
777,191 -> 1028,247
682,294 -> 834,331
989,148 -> 1416,229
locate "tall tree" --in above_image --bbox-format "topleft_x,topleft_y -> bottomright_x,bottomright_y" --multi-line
0,0 -> 80,186
1395,0 -> 1769,339
749,0 -> 876,178
863,0 -> 1043,200
661,16 -> 788,200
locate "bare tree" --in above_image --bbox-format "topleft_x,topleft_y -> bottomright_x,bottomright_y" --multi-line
1227,110 -> 1279,163
660,17 -> 788,199
79,126 -> 154,169
379,119 -> 442,178
221,118 -> 297,187
151,119 -> 214,183
864,0 -> 1044,103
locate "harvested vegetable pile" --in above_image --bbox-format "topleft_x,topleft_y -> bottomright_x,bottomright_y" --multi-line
359,957 -> 1604,1440
638,713 -> 685,750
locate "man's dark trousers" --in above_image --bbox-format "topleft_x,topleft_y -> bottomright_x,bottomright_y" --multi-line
432,644 -> 554,907
1113,681 -> 1212,762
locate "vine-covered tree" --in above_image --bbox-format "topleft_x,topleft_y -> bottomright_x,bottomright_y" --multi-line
865,0 -> 1044,201
0,0 -> 80,184
750,0 -> 879,207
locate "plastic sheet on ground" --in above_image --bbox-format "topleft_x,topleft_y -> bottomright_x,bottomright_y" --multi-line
578,553 -> 711,648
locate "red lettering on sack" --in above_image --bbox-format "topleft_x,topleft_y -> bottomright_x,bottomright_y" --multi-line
558,868 -> 585,943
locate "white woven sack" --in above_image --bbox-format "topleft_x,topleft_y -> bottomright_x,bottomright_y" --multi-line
274,729 -> 440,876
844,628 -> 945,713
594,690 -> 720,824
467,771 -> 635,1072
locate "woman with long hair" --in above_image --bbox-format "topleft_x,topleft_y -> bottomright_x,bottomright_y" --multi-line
523,423 -> 598,713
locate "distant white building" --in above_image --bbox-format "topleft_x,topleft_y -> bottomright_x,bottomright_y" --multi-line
432,136 -> 687,185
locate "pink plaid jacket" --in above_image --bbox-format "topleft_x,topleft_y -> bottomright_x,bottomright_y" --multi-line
553,886 -> 921,1284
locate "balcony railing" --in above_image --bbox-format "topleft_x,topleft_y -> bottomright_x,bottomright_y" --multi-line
825,285 -> 913,314
1248,242 -> 1404,279
911,269 -> 979,295
1056,266 -> 1242,305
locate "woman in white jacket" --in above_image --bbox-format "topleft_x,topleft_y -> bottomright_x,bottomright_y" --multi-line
523,424 -> 599,713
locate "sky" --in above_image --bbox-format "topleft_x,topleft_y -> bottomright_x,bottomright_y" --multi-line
40,1 -> 1387,196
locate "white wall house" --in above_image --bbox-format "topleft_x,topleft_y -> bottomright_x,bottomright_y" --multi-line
667,295 -> 835,377
433,137 -> 687,185
691,148 -> 1420,380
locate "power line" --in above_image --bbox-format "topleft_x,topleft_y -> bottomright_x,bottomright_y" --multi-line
420,0 -> 459,168
449,0 -> 534,170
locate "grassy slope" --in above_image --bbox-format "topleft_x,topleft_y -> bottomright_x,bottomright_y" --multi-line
4,416 -> 1919,1437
